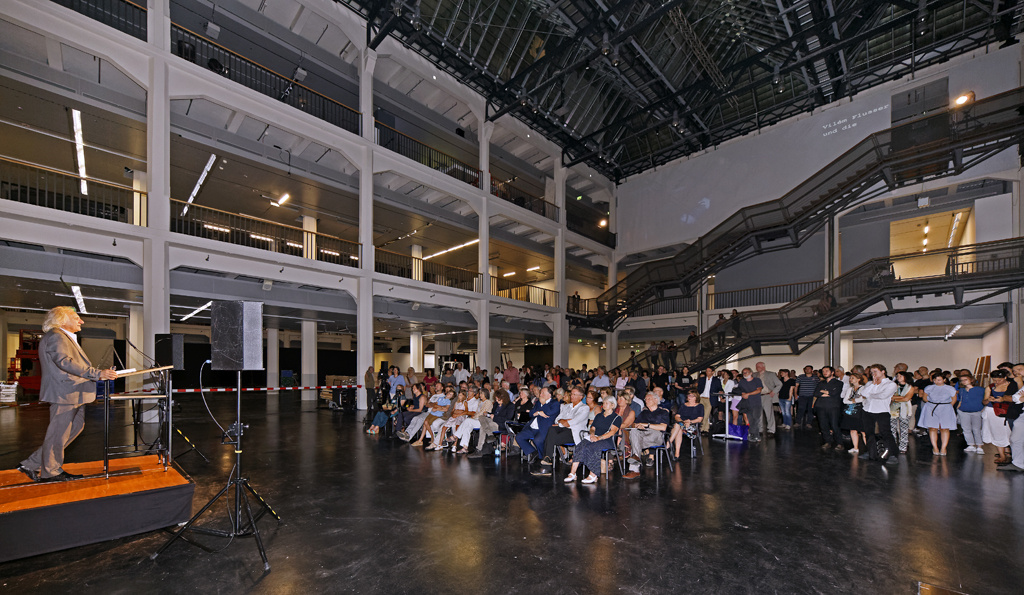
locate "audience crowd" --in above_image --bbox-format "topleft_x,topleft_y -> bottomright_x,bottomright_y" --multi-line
363,356 -> 1024,481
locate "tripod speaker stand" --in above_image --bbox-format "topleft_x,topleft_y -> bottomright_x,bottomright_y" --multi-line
152,300 -> 278,569
151,370 -> 279,570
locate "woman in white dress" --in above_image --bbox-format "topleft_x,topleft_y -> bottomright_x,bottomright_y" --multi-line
982,370 -> 1013,463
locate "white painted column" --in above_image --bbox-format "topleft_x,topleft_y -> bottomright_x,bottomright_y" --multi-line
552,160 -> 568,366
266,327 -> 280,398
302,215 -> 317,259
356,147 -> 374,410
478,198 -> 490,294
478,121 -> 494,192
605,329 -> 618,371
607,258 -> 618,291
1010,174 -> 1023,361
476,301 -> 490,374
411,244 -> 423,281
0,311 -> 7,382
148,0 -> 170,51
127,305 -> 145,392
360,49 -> 377,142
410,331 -> 423,374
826,214 -> 840,366
142,42 -> 172,357
300,320 -> 316,401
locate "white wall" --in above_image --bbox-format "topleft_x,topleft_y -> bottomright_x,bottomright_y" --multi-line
982,325 -> 1010,366
848,338 -> 990,372
568,343 -> 602,370
974,194 -> 1015,242
616,45 -> 1022,255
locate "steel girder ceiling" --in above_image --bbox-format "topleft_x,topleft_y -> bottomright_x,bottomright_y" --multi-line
338,0 -> 1021,182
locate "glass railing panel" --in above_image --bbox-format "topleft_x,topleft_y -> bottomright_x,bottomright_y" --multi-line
51,0 -> 147,41
1,156 -> 144,225
170,25 -> 361,136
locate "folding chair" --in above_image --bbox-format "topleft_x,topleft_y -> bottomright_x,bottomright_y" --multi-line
645,431 -> 675,478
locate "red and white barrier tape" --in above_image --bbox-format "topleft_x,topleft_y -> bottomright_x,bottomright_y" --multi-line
113,384 -> 361,394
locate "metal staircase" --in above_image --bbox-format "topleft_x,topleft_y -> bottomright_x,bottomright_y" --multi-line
617,238 -> 1024,372
570,87 -> 1024,332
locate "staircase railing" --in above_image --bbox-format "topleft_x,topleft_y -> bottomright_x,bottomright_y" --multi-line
684,238 -> 1024,370
571,86 -> 1024,331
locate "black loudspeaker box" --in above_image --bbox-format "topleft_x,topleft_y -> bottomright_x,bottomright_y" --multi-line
211,301 -> 264,371
155,333 -> 184,370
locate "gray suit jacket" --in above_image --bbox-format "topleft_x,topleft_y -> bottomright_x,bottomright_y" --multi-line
39,330 -> 102,406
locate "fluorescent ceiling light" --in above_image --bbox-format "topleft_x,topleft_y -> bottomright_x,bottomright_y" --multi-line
947,212 -> 963,248
271,193 -> 290,207
203,224 -> 230,233
924,225 -> 930,233
526,266 -> 540,272
350,255 -> 359,260
286,241 -> 303,249
71,285 -> 88,314
183,153 -> 218,215
55,293 -> 142,305
180,300 -> 213,322
423,238 -> 479,260
250,234 -> 274,243
320,248 -> 340,256
502,271 -> 516,277
944,324 -> 962,340
71,109 -> 88,196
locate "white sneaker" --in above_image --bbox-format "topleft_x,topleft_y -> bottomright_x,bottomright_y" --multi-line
563,473 -> 577,483
972,446 -> 983,453
848,448 -> 859,454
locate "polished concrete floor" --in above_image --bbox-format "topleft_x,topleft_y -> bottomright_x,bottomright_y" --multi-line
1,396 -> 1023,594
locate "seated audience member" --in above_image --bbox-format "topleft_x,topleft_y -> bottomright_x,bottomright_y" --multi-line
920,371 -> 958,456
538,388 -> 590,470
454,389 -> 494,454
432,389 -> 479,451
623,394 -> 671,479
615,392 -> 637,458
515,388 -> 560,465
669,389 -> 704,459
564,396 -> 622,484
395,383 -> 428,439
408,387 -> 452,446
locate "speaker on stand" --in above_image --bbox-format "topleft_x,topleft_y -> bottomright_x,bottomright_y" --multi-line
152,301 -> 279,571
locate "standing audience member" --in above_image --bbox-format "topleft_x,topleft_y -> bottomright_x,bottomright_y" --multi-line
841,372 -> 866,454
795,365 -> 819,430
813,366 -> 844,450
755,362 -> 782,438
738,368 -> 764,442
983,370 -> 1013,463
859,364 -> 898,464
778,369 -> 796,430
697,367 -> 722,434
890,371 -> 916,454
997,364 -> 1024,472
920,372 -> 957,456
957,373 -> 986,454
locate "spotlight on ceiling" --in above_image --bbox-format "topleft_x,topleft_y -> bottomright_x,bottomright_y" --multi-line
954,91 -> 975,106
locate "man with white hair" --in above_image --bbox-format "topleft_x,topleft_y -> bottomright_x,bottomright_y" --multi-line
755,362 -> 782,438
17,306 -> 117,483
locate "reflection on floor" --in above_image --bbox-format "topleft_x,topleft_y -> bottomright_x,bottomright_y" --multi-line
1,397 -> 1022,594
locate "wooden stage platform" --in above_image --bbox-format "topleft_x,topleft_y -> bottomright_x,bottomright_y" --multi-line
0,455 -> 194,562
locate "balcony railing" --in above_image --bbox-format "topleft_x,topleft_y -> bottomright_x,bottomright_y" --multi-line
491,277 -> 559,307
170,25 -> 361,136
1,156 -> 145,225
51,0 -> 147,41
629,296 -> 698,317
374,122 -> 480,187
375,249 -> 482,291
708,280 -> 823,310
490,178 -> 558,221
566,201 -> 615,248
170,200 -> 360,266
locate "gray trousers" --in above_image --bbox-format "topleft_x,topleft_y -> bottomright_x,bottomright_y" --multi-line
22,402 -> 87,479
762,396 -> 776,434
958,410 -> 984,447
477,417 -> 499,449
627,428 -> 665,471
